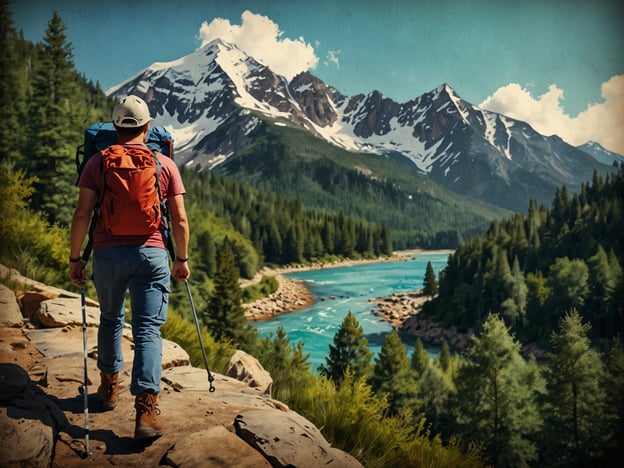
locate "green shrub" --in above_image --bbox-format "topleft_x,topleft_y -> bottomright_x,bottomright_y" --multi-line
272,367 -> 484,467
242,275 -> 279,303
161,309 -> 235,373
0,164 -> 74,290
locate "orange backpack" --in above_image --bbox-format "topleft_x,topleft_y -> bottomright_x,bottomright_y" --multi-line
97,145 -> 163,236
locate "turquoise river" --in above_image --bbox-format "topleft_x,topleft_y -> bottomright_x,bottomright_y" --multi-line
251,252 -> 450,370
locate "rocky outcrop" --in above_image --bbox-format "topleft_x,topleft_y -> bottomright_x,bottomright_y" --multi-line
401,312 -> 475,351
225,350 -> 273,395
372,290 -> 475,352
235,410 -> 362,468
0,264 -> 361,467
0,284 -> 23,327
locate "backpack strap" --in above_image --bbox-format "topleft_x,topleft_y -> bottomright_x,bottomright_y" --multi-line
80,149 -> 110,264
152,149 -> 176,260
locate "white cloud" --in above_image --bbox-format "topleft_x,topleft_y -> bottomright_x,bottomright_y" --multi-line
480,75 -> 624,155
198,10 -> 318,80
326,49 -> 341,69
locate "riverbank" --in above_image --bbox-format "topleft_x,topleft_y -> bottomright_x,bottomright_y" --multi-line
373,290 -> 547,359
243,274 -> 315,321
242,250 -> 453,321
372,290 -> 474,351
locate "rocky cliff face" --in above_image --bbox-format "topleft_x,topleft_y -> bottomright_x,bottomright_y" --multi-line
0,264 -> 361,468
289,72 -> 339,128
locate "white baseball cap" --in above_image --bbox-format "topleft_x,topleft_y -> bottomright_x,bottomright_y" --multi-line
112,95 -> 150,128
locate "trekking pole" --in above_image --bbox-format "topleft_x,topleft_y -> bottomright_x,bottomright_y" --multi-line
80,287 -> 92,458
184,281 -> 216,392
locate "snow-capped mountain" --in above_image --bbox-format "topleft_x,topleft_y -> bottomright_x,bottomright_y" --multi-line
108,39 -> 614,212
577,141 -> 624,167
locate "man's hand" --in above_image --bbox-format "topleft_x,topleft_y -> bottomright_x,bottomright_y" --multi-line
69,261 -> 87,287
172,260 -> 190,283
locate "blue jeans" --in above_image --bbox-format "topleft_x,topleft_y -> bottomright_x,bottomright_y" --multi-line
93,246 -> 170,395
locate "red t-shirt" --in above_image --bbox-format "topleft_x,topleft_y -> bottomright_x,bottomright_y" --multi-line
79,143 -> 186,251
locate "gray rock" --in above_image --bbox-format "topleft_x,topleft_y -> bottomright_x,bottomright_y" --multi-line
162,426 -> 272,467
33,297 -> 100,328
162,365 -> 246,392
235,410 -> 363,468
224,350 -> 273,395
162,339 -> 191,369
0,408 -> 54,468
0,284 -> 23,327
26,327 -> 99,359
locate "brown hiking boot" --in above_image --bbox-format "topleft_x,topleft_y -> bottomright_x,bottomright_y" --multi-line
97,372 -> 119,411
134,392 -> 163,439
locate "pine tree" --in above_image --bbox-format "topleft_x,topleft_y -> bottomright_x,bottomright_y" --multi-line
282,222 -> 303,264
546,258 -> 589,326
0,0 -> 27,164
356,222 -> 375,258
603,340 -> 624,461
587,245 -> 617,337
423,261 -> 438,297
378,225 -> 392,256
542,310 -> 610,466
525,199 -> 542,268
196,230 -> 217,278
500,255 -> 528,327
204,239 -> 256,349
410,338 -> 430,376
525,270 -> 551,345
265,222 -> 282,264
319,311 -> 372,384
483,245 -> 512,314
321,217 -> 334,254
336,212 -> 356,257
418,361 -> 454,437
26,11 -> 82,225
607,249 -> 624,338
436,340 -> 451,373
453,314 -> 544,467
410,338 -> 431,377
370,330 -> 419,416
256,326 -> 312,402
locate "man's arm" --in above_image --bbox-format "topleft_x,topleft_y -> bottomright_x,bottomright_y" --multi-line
168,193 -> 190,282
69,187 -> 97,286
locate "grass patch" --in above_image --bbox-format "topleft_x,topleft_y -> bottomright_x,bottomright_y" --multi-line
242,275 -> 279,303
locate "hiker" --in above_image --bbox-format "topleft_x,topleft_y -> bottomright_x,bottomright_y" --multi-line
68,95 -> 190,439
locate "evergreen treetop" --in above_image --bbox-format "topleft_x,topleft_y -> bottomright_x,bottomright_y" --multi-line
319,311 -> 373,384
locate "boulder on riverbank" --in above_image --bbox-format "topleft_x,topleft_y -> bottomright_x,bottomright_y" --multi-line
372,290 -> 474,352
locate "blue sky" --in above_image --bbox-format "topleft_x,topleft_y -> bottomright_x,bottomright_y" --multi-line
11,0 -> 624,154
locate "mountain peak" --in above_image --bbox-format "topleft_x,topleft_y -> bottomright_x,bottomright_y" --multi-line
577,140 -> 624,166
431,83 -> 456,98
106,42 -> 614,213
